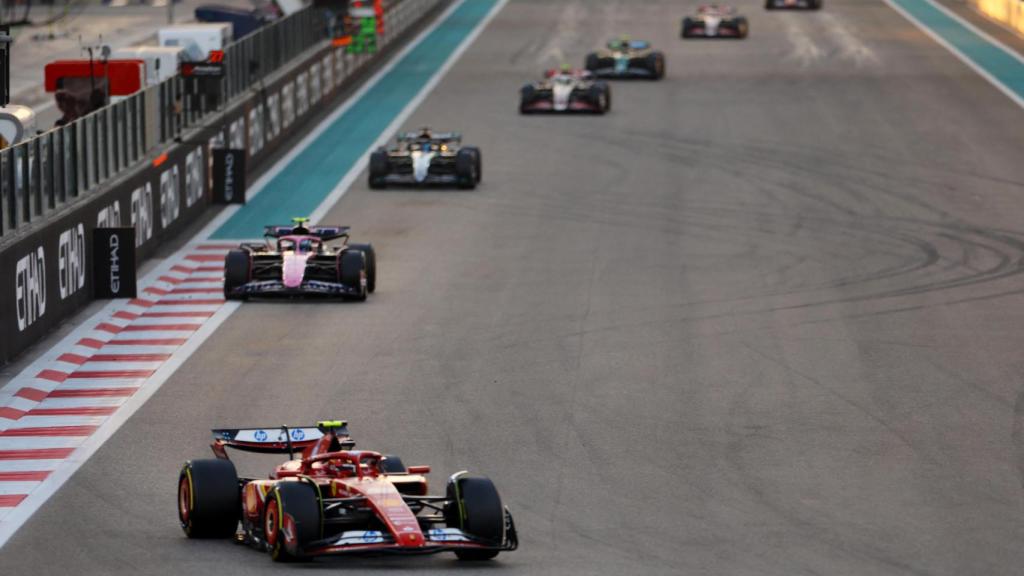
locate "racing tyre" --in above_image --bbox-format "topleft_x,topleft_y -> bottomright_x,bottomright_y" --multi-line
584,52 -> 600,72
455,149 -> 478,190
681,17 -> 694,38
588,82 -> 610,114
647,51 -> 665,80
339,249 -> 367,301
347,243 -> 376,293
265,482 -> 321,562
223,249 -> 250,301
380,454 -> 408,474
462,146 -> 482,183
736,17 -> 750,38
519,84 -> 536,114
369,148 -> 389,189
178,459 -> 240,538
765,0 -> 775,9
446,475 -> 505,560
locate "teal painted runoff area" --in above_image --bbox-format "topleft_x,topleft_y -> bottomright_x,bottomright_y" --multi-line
212,0 -> 499,239
889,0 -> 1024,98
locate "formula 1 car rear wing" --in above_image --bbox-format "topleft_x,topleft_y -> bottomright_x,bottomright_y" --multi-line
397,131 -> 461,143
211,420 -> 354,458
263,225 -> 350,240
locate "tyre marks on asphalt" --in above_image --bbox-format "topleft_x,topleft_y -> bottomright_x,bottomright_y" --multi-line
782,17 -> 826,68
776,10 -> 879,69
482,124 -> 1024,328
820,12 -> 880,66
534,0 -> 587,66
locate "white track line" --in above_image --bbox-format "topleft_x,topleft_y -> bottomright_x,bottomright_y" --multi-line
0,0 -> 507,549
882,0 -> 1024,110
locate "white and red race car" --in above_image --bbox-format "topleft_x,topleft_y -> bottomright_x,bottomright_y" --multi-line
519,68 -> 611,114
682,5 -> 750,39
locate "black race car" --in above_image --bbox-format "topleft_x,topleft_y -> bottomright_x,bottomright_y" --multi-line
223,218 -> 376,301
369,128 -> 481,189
682,5 -> 749,39
765,0 -> 821,9
520,68 -> 610,114
584,37 -> 665,80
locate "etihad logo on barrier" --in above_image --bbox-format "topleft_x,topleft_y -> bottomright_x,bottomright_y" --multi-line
15,246 -> 46,332
58,223 -> 86,300
109,233 -> 122,294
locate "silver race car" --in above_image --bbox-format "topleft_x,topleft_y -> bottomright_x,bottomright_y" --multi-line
369,128 -> 481,189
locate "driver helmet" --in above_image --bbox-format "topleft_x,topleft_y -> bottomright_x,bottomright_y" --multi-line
291,217 -> 311,234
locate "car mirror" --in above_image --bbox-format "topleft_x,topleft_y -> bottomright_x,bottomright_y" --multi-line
407,465 -> 431,475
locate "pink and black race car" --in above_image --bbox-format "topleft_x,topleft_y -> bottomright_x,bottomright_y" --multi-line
178,420 -> 518,562
682,5 -> 749,39
519,68 -> 611,114
223,218 -> 376,301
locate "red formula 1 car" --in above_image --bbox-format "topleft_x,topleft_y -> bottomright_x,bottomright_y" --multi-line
223,218 -> 376,301
178,421 -> 518,562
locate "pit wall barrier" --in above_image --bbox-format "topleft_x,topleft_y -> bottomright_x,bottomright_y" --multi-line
0,0 -> 448,364
972,0 -> 1024,36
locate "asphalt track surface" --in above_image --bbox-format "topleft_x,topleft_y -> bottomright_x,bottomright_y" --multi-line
4,0 -> 1024,574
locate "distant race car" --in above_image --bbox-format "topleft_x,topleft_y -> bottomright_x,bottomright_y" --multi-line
765,0 -> 821,9
585,37 -> 665,80
369,128 -> 481,189
682,5 -> 749,38
178,420 -> 518,562
223,218 -> 375,301
520,68 -> 611,114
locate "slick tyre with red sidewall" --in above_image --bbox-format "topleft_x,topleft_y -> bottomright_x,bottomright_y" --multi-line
178,459 -> 240,538
446,475 -> 505,560
264,482 -> 322,562
347,243 -> 376,294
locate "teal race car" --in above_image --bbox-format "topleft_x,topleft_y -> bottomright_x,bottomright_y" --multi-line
584,37 -> 665,80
